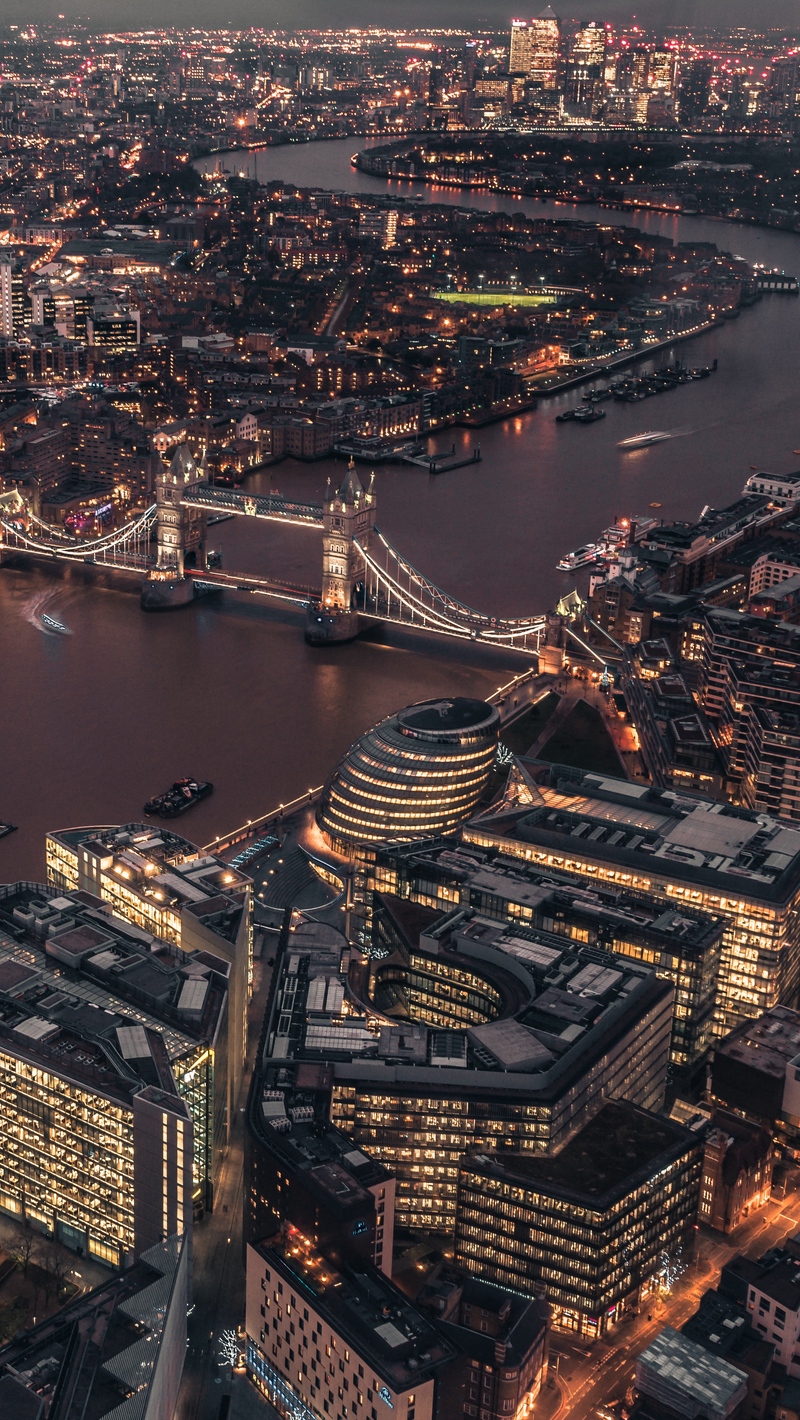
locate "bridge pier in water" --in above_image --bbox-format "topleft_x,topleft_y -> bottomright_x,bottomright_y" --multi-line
305,460 -> 377,646
141,446 -> 209,611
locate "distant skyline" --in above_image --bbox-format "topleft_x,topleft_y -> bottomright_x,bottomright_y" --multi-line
3,0 -> 800,32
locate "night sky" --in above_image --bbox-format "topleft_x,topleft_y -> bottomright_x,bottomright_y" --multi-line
3,0 -> 799,32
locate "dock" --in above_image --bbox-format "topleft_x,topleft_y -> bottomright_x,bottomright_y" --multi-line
401,444 -> 482,474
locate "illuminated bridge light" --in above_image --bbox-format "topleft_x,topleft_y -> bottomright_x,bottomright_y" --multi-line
318,698 -> 500,854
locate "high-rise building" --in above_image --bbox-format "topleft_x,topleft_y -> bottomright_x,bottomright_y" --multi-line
249,908 -> 672,1237
0,879 -> 231,1213
528,6 -> 560,89
508,20 -> 532,76
564,21 -> 605,115
463,763 -> 800,1035
649,49 -> 678,95
0,979 -> 192,1267
45,821 -> 253,1131
0,259 -> 12,339
454,1102 -> 702,1338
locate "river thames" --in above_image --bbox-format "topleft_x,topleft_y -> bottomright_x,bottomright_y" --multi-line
1,137 -> 799,880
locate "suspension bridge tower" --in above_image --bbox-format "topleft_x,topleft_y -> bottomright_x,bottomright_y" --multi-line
141,445 -> 208,610
306,459 -> 377,645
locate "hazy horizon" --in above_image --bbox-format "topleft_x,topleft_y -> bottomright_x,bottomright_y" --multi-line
3,0 -> 799,33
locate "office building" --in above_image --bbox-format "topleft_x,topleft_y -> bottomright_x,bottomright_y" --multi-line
699,1111 -> 773,1234
454,1102 -> 702,1338
46,822 -> 253,1118
0,258 -> 12,340
0,880 -> 230,1212
710,1005 -> 800,1149
364,840 -> 723,1083
508,20 -> 532,76
245,1227 -> 459,1420
463,763 -> 800,1034
250,910 -> 672,1237
0,965 -> 191,1267
564,22 -> 605,116
528,6 -> 560,89
635,1329 -> 748,1420
317,699 -> 500,855
0,1234 -> 188,1420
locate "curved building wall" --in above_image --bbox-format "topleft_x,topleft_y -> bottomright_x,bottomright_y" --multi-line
318,698 -> 500,852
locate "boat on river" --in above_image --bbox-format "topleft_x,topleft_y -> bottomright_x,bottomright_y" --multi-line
144,778 -> 213,818
41,613 -> 70,635
618,431 -> 671,450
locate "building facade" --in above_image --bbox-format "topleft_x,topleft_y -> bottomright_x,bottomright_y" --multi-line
454,1102 -> 702,1339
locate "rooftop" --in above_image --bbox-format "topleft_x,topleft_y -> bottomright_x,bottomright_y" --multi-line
258,908 -> 671,1108
48,824 -> 250,943
636,1327 -> 748,1420
466,764 -> 800,902
0,882 -> 228,1059
714,1005 -> 800,1080
460,1101 -> 698,1207
256,1229 -> 457,1392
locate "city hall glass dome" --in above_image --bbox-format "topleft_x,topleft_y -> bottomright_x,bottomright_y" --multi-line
318,697 -> 500,853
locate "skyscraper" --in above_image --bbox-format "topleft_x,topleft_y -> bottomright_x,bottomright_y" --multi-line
564,21 -> 606,116
509,19 -> 532,76
528,6 -> 561,89
0,259 -> 14,339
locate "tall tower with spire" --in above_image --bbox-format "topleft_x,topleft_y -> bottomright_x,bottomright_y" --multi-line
141,444 -> 208,609
307,459 -> 377,644
320,459 -> 376,610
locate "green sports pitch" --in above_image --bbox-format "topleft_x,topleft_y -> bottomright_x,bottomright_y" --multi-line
434,290 -> 557,306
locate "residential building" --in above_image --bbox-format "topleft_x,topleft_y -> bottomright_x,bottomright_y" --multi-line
454,1102 -> 702,1338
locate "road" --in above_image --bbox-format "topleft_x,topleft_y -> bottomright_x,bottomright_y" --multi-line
535,1177 -> 800,1420
176,954 -> 274,1420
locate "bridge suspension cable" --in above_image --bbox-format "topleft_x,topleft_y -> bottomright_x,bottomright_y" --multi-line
0,504 -> 157,564
354,530 -> 546,649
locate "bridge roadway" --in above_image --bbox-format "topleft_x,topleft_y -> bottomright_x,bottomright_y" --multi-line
180,482 -> 324,528
191,568 -> 321,602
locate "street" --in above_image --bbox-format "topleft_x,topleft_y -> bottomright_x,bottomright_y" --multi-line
535,1176 -> 800,1420
176,952 -> 275,1420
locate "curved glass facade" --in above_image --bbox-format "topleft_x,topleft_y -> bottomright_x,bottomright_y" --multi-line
318,698 -> 500,852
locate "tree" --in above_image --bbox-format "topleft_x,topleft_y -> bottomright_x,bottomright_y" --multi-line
13,1219 -> 37,1278
41,1244 -> 70,1305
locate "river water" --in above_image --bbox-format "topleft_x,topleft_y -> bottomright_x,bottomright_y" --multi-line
1,138 -> 799,881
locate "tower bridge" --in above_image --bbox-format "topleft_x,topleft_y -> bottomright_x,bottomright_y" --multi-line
0,446 -> 547,655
